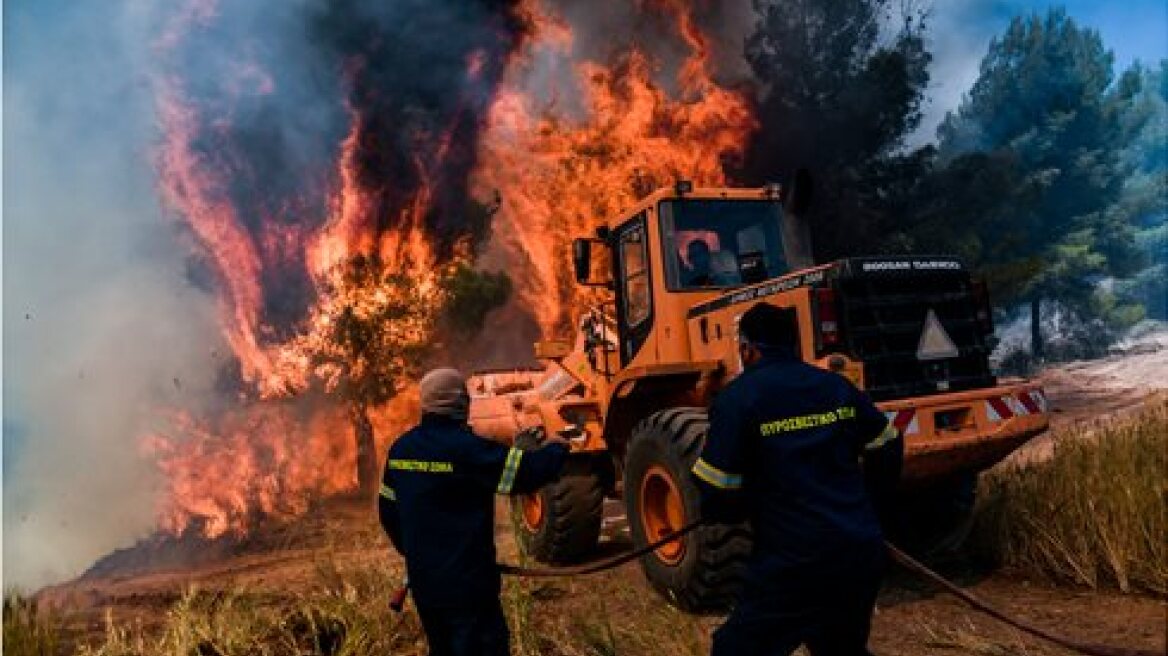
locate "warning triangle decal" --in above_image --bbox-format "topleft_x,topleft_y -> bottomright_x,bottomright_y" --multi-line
917,308 -> 959,361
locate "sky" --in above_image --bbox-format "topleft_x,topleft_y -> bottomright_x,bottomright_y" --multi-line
2,0 -> 1166,589
913,0 -> 1168,144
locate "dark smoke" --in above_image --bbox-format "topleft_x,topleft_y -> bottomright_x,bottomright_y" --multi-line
538,0 -> 755,96
309,0 -> 530,256
162,0 -> 529,339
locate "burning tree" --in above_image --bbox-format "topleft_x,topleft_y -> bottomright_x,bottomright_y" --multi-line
147,0 -> 526,530
288,254 -> 440,496
284,245 -> 511,497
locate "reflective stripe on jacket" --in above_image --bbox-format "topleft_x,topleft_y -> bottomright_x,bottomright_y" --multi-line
694,352 -> 903,565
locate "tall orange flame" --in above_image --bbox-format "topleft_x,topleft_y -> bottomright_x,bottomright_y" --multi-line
477,0 -> 755,334
147,2 -> 457,538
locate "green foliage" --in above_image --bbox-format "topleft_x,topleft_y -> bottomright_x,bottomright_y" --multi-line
899,149 -> 1047,300
1117,257 -> 1166,322
939,10 -> 1115,158
933,9 -> 1136,314
440,264 -> 512,337
1100,297 -> 1147,331
746,0 -> 930,167
314,254 -> 435,408
3,591 -> 61,656
749,5 -> 1161,345
973,399 -> 1168,594
1109,60 -> 1168,320
295,245 -> 509,490
301,196 -> 506,411
742,0 -> 932,260
307,248 -> 509,411
1114,61 -> 1168,177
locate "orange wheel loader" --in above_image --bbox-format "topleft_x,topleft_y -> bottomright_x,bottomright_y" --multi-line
468,182 -> 1049,611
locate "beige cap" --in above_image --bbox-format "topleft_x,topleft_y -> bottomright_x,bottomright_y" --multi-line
419,368 -> 470,421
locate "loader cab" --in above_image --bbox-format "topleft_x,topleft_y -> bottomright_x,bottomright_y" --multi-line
572,187 -> 813,368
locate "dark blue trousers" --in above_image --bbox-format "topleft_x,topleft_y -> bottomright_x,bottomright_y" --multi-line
712,543 -> 885,656
415,598 -> 509,656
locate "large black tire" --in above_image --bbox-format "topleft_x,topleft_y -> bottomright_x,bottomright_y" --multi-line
624,408 -> 752,612
895,472 -> 979,557
509,428 -> 604,564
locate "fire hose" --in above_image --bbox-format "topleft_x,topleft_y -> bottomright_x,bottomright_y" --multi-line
389,521 -> 1159,656
883,544 -> 1158,656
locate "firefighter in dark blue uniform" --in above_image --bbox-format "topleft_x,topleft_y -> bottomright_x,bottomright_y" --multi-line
693,303 -> 903,656
378,368 -> 569,656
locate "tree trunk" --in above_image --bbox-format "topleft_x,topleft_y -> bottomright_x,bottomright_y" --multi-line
1030,297 -> 1043,362
350,403 -> 378,499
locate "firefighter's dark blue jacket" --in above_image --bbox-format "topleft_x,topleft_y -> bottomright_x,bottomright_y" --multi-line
693,349 -> 903,566
378,414 -> 568,608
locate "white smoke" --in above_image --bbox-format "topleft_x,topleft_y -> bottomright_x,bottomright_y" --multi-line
2,1 -> 222,589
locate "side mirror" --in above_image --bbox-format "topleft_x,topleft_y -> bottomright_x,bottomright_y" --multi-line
572,237 -> 613,288
784,168 -> 814,217
573,238 -> 592,285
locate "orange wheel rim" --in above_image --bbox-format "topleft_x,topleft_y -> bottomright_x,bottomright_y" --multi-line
520,493 -> 544,531
639,464 -> 687,565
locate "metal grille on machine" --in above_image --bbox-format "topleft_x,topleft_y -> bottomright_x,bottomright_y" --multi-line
836,269 -> 996,402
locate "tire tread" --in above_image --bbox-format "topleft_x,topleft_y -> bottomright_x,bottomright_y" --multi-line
626,408 -> 752,612
511,428 -> 604,564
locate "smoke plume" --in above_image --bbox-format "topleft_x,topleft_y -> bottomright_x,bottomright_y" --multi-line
3,1 -> 222,588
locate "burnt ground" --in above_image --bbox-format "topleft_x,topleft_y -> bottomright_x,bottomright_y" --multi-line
33,363 -> 1168,655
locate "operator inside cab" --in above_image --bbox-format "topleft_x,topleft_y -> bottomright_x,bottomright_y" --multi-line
681,239 -> 712,286
693,302 -> 903,656
662,198 -> 790,290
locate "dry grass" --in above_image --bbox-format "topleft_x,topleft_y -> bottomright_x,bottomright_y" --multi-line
502,572 -> 712,656
916,617 -> 1045,656
5,513 -> 714,655
973,397 -> 1168,594
499,512 -> 711,656
53,553 -> 710,655
4,591 -> 63,656
72,560 -> 425,656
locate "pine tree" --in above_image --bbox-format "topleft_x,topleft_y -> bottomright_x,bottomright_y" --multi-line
1111,61 -> 1168,321
935,9 -> 1137,358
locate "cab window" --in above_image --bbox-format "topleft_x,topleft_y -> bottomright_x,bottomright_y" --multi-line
621,224 -> 650,327
659,200 -> 788,290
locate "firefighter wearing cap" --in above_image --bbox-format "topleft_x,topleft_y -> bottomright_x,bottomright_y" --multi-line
694,303 -> 903,656
378,368 -> 569,656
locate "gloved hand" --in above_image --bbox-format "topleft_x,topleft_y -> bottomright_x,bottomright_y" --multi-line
541,434 -> 571,448
515,428 -> 571,450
